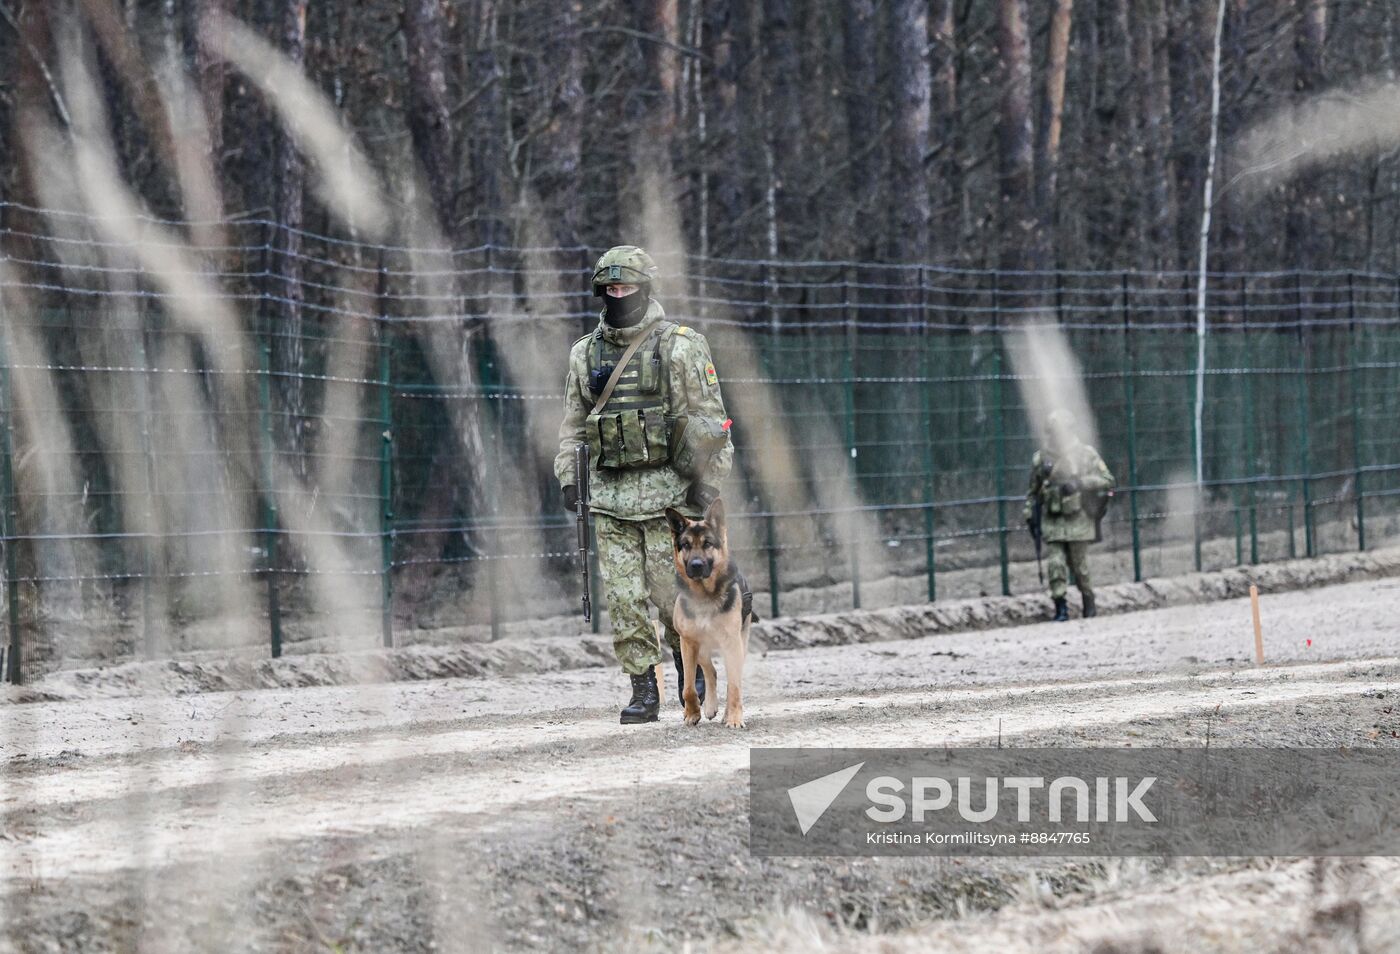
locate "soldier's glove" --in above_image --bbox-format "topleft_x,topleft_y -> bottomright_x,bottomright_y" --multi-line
687,483 -> 720,511
562,485 -> 579,512
1060,479 -> 1079,496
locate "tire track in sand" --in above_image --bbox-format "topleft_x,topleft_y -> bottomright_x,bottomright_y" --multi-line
1,657 -> 1394,888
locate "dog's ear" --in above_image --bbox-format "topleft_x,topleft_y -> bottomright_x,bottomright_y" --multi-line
664,507 -> 689,540
704,497 -> 726,535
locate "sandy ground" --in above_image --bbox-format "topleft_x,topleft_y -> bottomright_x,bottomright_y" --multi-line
2,577 -> 1399,952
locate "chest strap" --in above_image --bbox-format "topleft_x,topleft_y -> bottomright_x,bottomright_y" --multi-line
591,322 -> 683,413
592,331 -> 654,413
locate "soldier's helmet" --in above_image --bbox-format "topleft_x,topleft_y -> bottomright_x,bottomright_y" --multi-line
591,245 -> 659,297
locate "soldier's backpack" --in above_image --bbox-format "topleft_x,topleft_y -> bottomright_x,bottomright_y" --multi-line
1083,488 -> 1113,542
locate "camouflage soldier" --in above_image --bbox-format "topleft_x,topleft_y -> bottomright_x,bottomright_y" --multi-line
556,246 -> 734,724
1023,409 -> 1115,621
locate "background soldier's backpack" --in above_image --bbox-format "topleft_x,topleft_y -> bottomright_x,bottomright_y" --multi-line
669,415 -> 730,481
1084,488 -> 1113,542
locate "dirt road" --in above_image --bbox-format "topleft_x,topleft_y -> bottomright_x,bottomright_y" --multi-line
3,577 -> 1399,952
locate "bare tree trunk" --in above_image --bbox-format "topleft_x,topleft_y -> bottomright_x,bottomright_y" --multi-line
712,0 -> 763,258
267,0 -> 308,471
995,0 -> 1036,272
707,0 -> 743,246
1286,0 -> 1327,270
889,0 -> 930,264
690,0 -> 708,263
1035,0 -> 1073,262
186,0 -> 228,167
1219,0 -> 1250,271
403,0 -> 457,239
762,0 -> 797,255
636,0 -> 679,190
843,0 -> 880,259
1194,0 -> 1227,490
1111,0 -> 1136,254
539,0 -> 584,246
467,0 -> 507,248
929,0 -> 961,257
1134,0 -> 1173,271
162,0 -> 178,65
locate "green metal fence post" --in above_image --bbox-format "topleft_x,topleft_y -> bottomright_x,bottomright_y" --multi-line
764,268 -> 780,618
1232,310 -> 1242,567
991,282 -> 1010,597
1233,496 -> 1243,566
1241,277 -> 1258,565
764,416 -> 780,619
843,264 -> 861,609
1348,271 -> 1365,551
127,314 -> 159,658
1295,273 -> 1314,557
1188,279 -> 1202,573
1120,273 -> 1142,582
1229,288 -> 1241,569
377,256 -> 395,648
0,335 -> 21,685
1190,324 -> 1203,571
257,316 -> 283,658
1054,269 -> 1064,325
480,247 -> 502,641
919,265 -> 936,602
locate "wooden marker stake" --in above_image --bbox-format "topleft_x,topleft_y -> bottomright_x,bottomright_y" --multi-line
1249,584 -> 1264,665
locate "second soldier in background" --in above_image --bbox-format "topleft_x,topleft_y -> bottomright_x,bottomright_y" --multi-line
556,246 -> 734,724
1024,409 -> 1116,621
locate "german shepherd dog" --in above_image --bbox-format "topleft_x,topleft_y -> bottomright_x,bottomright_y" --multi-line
664,499 -> 758,728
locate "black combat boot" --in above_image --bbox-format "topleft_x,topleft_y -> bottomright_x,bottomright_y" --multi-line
1082,592 -> 1097,618
672,647 -> 705,707
619,669 -> 660,724
1052,597 -> 1070,622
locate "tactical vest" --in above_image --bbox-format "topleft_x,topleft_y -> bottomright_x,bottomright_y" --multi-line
1039,445 -> 1104,518
585,321 -> 681,470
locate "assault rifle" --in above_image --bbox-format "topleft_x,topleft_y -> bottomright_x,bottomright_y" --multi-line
575,443 -> 592,622
1028,494 -> 1044,585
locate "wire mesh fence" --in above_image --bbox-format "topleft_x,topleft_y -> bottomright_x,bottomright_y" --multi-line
1,201 -> 1397,683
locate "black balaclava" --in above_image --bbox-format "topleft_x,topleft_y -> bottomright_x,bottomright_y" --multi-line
602,286 -> 649,328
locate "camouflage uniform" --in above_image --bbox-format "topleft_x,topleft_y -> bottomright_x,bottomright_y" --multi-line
555,299 -> 733,675
1023,436 -> 1115,602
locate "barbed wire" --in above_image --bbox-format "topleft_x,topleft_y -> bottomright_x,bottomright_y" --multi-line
2,202 -> 1398,680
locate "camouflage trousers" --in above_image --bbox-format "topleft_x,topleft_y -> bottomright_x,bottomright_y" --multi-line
594,514 -> 680,676
1046,540 -> 1092,600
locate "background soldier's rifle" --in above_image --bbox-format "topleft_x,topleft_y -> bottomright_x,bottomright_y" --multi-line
575,443 -> 592,622
1029,494 -> 1044,584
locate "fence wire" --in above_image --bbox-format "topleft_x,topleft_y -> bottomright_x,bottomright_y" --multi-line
1,202 -> 1396,682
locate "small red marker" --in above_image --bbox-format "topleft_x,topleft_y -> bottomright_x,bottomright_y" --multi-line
1306,639 -> 1312,647
722,418 -> 733,431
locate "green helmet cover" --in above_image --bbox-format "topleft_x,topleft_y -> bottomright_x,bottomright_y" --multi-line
591,245 -> 659,297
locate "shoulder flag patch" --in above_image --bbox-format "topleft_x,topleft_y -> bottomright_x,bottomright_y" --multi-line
676,325 -> 693,337
704,363 -> 718,386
